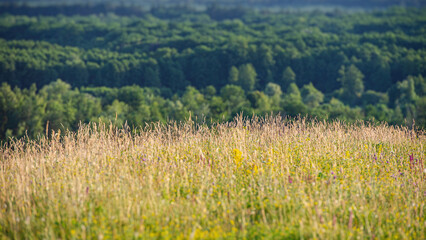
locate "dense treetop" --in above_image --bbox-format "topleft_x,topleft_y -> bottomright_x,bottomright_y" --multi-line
1,0 -> 425,8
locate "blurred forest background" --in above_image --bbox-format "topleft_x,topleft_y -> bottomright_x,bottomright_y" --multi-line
1,0 -> 425,8
0,0 -> 425,139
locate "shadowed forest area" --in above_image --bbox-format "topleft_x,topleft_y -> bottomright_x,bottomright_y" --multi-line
0,1 -> 425,139
1,0 -> 425,8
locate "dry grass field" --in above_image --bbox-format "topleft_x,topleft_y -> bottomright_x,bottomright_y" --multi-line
0,116 -> 425,239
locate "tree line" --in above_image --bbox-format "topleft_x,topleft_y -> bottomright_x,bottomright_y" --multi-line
2,77 -> 424,140
1,1 -> 424,8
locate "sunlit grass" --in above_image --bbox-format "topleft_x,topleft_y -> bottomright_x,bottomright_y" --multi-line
0,116 -> 425,239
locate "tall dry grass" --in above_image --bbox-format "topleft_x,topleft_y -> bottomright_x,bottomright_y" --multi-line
0,116 -> 425,239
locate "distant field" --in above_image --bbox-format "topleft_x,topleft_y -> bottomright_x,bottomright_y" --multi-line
0,117 -> 425,239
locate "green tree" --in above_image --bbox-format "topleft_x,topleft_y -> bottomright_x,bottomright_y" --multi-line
74,93 -> 102,124
255,43 -> 275,85
264,82 -> 282,110
220,85 -> 248,118
237,63 -> 257,91
247,91 -> 271,113
281,83 -> 306,116
361,90 -> 389,106
394,77 -> 419,123
397,77 -> 418,105
208,96 -> 227,121
144,64 -> 161,88
415,97 -> 426,128
117,85 -> 145,110
19,84 -> 46,138
337,65 -> 364,105
412,75 -> 425,97
301,83 -> 324,108
0,83 -> 20,139
127,103 -> 151,126
228,66 -> 239,84
280,66 -> 296,90
203,85 -> 217,100
181,86 -> 210,119
40,79 -> 77,132
159,59 -> 187,91
284,83 -> 302,103
365,104 -> 394,122
321,98 -> 364,123
100,100 -> 130,127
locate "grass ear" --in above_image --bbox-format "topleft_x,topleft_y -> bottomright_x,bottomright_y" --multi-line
0,117 -> 424,239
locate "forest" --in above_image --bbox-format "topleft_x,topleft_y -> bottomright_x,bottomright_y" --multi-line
0,3 -> 425,139
1,0 -> 425,8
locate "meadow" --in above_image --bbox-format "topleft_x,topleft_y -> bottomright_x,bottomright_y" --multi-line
0,116 -> 425,239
